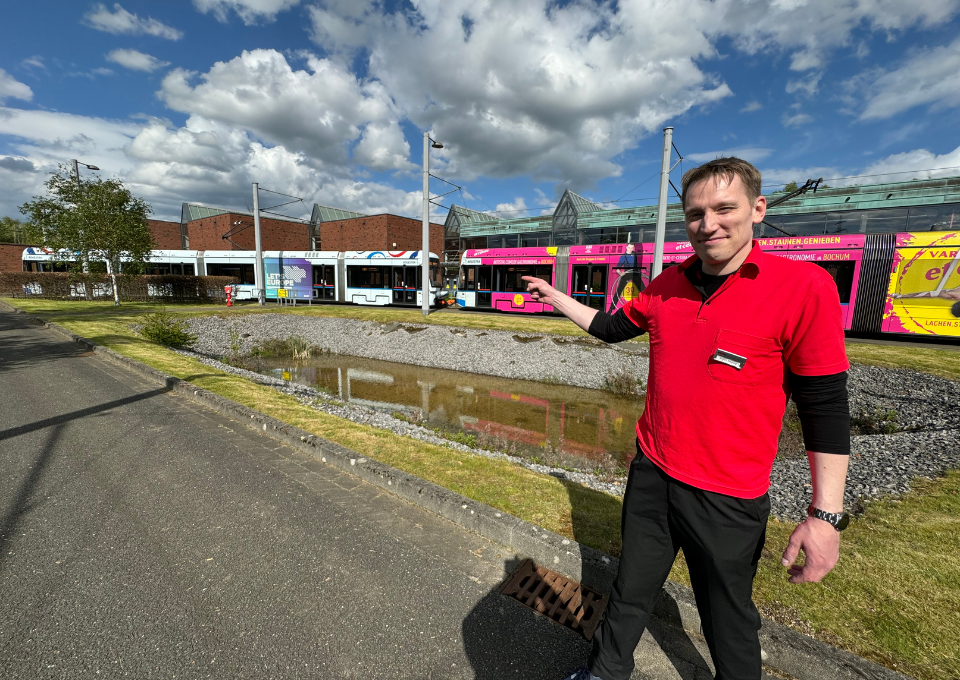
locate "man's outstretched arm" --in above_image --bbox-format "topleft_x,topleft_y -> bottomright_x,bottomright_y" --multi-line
522,276 -> 599,331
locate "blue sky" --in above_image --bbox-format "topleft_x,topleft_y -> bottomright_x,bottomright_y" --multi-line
2,0 -> 960,222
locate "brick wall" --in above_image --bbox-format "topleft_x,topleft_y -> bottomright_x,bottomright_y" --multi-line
147,219 -> 184,249
0,243 -> 33,272
184,213 -> 310,251
319,214 -> 444,256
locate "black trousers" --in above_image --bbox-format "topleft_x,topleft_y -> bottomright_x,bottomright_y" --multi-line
588,448 -> 770,680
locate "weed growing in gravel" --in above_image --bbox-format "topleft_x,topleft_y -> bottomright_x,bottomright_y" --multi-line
139,309 -> 197,349
852,407 -> 902,435
251,335 -> 326,360
602,368 -> 643,396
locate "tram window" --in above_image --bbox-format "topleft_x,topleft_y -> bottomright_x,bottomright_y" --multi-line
861,208 -> 909,234
907,204 -> 960,232
347,266 -> 386,288
183,263 -> 195,275
206,262 -> 254,283
493,265 -> 536,292
534,265 -> 552,282
814,261 -> 855,304
460,266 -> 476,290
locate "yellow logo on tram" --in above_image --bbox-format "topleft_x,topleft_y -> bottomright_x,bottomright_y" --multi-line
514,293 -> 524,306
622,281 -> 640,302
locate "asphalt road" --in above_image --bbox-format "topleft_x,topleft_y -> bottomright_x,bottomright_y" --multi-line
0,310 -> 598,679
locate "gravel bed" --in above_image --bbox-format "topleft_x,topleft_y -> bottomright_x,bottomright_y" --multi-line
184,313 -> 960,521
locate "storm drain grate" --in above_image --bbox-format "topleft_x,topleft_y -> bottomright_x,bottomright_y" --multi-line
499,560 -> 608,640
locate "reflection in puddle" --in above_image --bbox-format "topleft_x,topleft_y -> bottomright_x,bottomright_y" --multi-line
258,354 -> 644,472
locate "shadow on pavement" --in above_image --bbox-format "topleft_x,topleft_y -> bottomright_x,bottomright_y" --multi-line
0,424 -> 65,570
0,387 -> 170,442
462,556 -> 591,679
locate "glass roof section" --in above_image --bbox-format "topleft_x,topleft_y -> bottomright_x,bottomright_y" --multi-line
562,189 -> 604,214
312,204 -> 367,223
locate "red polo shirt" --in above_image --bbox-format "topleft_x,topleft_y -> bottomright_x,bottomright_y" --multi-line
621,242 -> 849,498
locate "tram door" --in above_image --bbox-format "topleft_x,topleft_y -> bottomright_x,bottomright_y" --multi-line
313,265 -> 336,299
572,265 -> 607,309
392,267 -> 417,304
476,266 -> 492,307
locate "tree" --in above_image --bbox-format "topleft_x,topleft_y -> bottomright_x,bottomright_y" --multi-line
0,216 -> 42,244
783,181 -> 798,192
20,166 -> 156,305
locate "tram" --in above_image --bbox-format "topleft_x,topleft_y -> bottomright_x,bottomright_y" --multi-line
454,231 -> 960,338
20,248 -> 445,307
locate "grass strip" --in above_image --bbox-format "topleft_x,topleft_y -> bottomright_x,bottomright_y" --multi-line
6,298 -> 960,680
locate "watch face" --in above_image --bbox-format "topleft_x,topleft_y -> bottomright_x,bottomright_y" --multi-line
836,513 -> 850,531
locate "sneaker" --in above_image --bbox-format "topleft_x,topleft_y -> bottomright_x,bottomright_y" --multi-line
561,666 -> 605,680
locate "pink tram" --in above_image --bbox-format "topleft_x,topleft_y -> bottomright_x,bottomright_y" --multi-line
456,231 -> 960,338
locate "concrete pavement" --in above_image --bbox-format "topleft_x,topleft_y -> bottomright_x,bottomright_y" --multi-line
0,309 -> 600,678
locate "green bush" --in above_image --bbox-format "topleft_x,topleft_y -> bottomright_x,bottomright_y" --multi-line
139,309 -> 197,349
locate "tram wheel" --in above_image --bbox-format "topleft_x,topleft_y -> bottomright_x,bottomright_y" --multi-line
951,301 -> 960,318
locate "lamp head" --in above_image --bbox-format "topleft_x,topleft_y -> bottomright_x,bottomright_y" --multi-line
84,164 -> 100,171
431,141 -> 443,149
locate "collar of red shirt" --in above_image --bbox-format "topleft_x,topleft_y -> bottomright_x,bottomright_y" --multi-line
676,239 -> 763,279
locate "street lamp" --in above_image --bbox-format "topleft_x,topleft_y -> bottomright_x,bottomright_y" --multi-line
71,159 -> 100,190
422,134 -> 443,316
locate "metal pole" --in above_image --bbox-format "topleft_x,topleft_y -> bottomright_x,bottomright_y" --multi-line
72,159 -> 81,191
252,182 -> 265,306
421,132 -> 430,316
652,126 -> 673,280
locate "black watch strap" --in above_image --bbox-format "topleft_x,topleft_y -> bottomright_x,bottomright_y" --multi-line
807,505 -> 850,531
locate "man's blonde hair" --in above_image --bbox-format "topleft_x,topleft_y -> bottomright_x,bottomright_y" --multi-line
681,157 -> 762,207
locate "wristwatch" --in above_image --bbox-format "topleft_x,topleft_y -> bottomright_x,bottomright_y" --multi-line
807,505 -> 850,531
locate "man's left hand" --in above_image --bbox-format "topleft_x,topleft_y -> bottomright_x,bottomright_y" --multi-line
780,517 -> 840,584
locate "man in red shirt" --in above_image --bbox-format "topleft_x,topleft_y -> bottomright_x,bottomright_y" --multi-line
524,158 -> 851,680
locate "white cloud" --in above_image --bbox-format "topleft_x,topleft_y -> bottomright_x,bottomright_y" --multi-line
193,0 -> 301,24
718,0 -> 960,71
21,56 -> 46,71
106,49 -> 171,73
687,148 -> 774,163
858,144 -> 960,182
740,101 -> 762,113
786,72 -> 822,97
309,0 -> 732,189
782,112 -> 813,127
493,197 -> 529,215
0,69 -> 33,103
83,3 -> 182,40
860,37 -> 960,120
158,49 -> 406,171
0,105 -> 422,222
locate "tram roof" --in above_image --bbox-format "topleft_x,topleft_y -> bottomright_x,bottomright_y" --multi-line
452,174 -> 960,236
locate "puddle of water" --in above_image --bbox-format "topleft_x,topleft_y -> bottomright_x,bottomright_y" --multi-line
257,354 -> 643,472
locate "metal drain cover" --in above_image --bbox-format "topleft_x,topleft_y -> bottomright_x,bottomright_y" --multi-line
499,559 -> 608,640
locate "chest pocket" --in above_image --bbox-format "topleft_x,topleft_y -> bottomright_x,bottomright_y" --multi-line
707,328 -> 781,386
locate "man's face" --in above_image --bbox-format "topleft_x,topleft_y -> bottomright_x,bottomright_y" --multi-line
625,243 -> 634,254
683,174 -> 766,273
